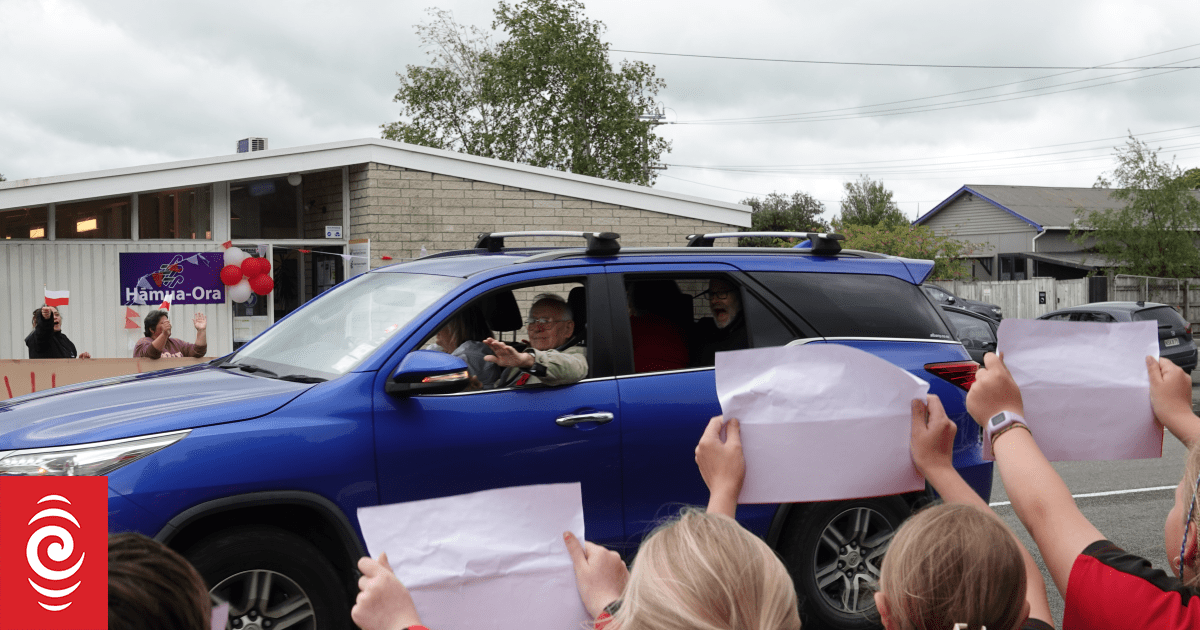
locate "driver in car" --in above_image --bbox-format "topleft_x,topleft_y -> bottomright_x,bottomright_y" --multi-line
483,294 -> 587,387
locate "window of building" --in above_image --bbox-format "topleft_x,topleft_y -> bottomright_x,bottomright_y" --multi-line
230,177 -> 302,239
56,196 -> 131,239
139,186 -> 212,239
1,206 -> 49,240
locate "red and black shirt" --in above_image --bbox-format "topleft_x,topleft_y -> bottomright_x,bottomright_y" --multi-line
1064,539 -> 1200,629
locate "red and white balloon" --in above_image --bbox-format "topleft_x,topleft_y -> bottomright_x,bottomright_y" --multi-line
221,249 -> 273,303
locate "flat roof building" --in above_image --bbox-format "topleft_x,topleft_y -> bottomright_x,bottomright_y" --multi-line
0,138 -> 749,359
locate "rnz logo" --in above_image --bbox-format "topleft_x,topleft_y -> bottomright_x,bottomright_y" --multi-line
28,494 -> 86,611
0,476 -> 107,630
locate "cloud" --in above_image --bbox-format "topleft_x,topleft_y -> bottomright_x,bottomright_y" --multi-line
2,0 -> 1198,223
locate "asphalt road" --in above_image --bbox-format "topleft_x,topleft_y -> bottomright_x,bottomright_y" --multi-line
984,383 -> 1197,626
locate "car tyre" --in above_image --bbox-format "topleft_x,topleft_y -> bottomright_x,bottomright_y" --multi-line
185,525 -> 352,630
779,497 -> 908,630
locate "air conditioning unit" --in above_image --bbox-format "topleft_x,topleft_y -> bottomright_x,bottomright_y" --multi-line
236,137 -> 268,153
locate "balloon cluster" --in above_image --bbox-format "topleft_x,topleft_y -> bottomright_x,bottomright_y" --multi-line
221,247 -> 275,303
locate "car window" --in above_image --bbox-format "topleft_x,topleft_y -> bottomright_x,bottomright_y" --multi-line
619,274 -> 795,373
1133,306 -> 1187,329
416,279 -> 588,391
923,286 -> 951,303
945,310 -> 996,348
1077,312 -> 1115,323
755,272 -> 954,341
1044,313 -> 1072,321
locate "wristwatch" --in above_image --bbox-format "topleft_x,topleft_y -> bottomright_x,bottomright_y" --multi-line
522,353 -> 549,378
986,411 -> 1029,445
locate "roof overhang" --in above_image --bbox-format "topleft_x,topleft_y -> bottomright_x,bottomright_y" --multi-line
0,138 -> 751,227
913,185 -> 1044,232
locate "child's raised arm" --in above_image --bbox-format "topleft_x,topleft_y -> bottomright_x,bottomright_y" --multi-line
911,395 -> 1053,626
1147,356 -> 1200,449
695,416 -> 745,518
967,352 -> 1104,598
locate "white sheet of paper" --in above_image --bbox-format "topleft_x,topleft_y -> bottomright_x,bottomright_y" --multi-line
995,319 -> 1162,462
357,483 -> 589,630
716,344 -> 930,503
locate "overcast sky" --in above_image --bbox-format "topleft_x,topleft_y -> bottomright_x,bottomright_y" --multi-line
3,0 -> 1199,223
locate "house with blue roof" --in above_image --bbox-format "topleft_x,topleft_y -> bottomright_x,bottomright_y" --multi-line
914,184 -> 1125,281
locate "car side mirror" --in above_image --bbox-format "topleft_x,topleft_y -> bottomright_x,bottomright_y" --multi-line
947,296 -> 956,304
386,350 -> 471,397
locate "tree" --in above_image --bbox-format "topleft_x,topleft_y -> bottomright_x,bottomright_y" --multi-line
840,223 -> 976,280
1074,136 -> 1200,278
836,175 -> 908,228
738,191 -> 830,246
382,0 -> 670,185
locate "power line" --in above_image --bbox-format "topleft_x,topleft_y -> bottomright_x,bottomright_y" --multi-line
678,64 -> 1196,125
667,124 -> 1200,169
668,141 -> 1200,177
611,47 -> 1200,70
667,43 -> 1200,125
666,134 -> 1200,173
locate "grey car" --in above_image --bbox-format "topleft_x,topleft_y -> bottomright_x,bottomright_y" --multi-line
941,305 -> 998,364
922,284 -> 1003,321
1038,301 -> 1197,373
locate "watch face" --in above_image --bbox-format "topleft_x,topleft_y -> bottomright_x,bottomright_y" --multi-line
990,412 -> 1006,427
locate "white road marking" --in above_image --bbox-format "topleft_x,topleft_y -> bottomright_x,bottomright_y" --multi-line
989,485 -> 1176,507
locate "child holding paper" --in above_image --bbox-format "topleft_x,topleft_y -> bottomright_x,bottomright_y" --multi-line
968,352 -> 1200,629
351,419 -> 801,630
695,404 -> 1053,630
886,395 -> 1054,630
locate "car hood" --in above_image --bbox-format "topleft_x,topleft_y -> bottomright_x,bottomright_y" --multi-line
0,364 -> 313,449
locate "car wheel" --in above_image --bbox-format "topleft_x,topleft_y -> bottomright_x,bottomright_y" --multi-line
185,525 -> 352,630
779,497 -> 908,630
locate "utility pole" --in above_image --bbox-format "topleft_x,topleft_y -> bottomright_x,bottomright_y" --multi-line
639,106 -> 668,185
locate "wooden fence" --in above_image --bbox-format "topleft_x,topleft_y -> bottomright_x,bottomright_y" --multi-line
933,274 -> 1200,325
1109,275 -> 1200,326
932,278 -> 1088,320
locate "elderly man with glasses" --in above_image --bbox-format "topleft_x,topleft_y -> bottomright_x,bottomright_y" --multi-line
691,277 -> 749,367
484,293 -> 587,387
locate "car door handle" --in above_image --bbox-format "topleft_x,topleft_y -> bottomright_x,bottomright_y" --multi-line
556,412 -> 614,427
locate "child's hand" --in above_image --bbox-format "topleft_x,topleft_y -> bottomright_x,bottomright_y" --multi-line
352,553 -> 422,630
564,532 -> 628,619
696,416 -> 745,508
1147,356 -> 1199,445
967,352 -> 1024,428
911,395 -> 957,476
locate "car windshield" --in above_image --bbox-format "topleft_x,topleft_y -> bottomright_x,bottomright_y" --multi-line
228,272 -> 463,378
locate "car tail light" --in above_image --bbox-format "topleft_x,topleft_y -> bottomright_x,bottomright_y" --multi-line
925,361 -> 978,390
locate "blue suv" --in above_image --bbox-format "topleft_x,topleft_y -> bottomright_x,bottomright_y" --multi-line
0,232 -> 989,630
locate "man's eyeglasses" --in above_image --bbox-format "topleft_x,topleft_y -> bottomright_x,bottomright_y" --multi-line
526,317 -> 567,326
701,290 -> 734,300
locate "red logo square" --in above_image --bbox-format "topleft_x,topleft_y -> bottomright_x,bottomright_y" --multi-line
0,476 -> 108,630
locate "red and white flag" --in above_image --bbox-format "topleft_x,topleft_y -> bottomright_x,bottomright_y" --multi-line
44,289 -> 69,307
159,297 -> 172,311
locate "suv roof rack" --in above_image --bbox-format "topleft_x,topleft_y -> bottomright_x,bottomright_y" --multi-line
475,231 -> 621,256
685,232 -> 845,255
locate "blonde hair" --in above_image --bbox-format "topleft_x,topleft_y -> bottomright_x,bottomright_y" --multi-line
610,508 -> 800,630
878,503 -> 1025,630
1179,441 -> 1200,591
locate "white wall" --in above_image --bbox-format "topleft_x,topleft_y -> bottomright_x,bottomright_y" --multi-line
1,242 -> 233,359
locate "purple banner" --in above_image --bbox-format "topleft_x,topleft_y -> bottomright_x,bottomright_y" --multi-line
119,252 -> 225,305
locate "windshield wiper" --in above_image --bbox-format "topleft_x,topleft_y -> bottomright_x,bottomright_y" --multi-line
218,362 -> 279,378
279,375 -> 327,383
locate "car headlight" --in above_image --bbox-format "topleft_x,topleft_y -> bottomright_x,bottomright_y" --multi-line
0,430 -> 190,476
